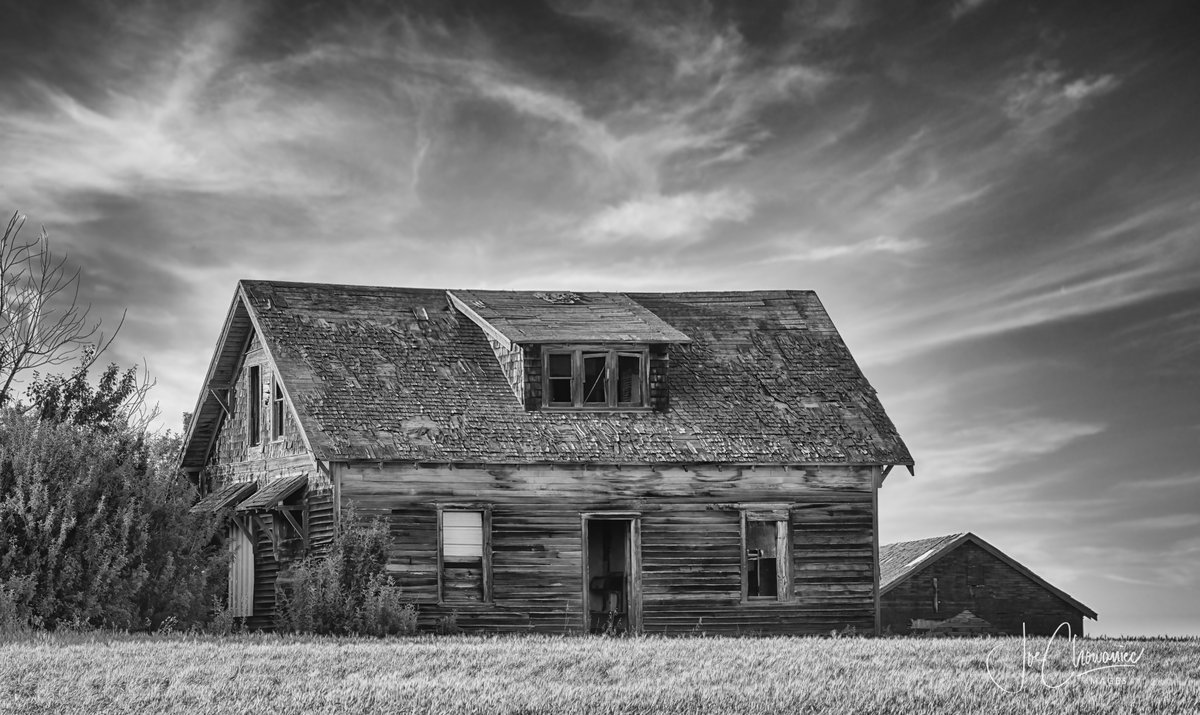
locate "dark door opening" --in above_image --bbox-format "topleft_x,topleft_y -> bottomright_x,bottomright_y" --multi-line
585,518 -> 635,634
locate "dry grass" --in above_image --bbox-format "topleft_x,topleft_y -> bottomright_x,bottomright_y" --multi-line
1,633 -> 1197,714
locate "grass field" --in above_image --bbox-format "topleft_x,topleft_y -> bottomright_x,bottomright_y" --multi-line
2,633 -> 1197,714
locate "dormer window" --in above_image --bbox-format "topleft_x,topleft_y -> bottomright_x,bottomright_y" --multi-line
542,347 -> 647,409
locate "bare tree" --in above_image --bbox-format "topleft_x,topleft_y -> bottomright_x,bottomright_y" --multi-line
0,211 -> 123,406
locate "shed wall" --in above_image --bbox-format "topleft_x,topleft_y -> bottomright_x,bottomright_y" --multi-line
880,542 -> 1086,636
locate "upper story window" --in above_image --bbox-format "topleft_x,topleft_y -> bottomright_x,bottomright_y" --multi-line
271,378 -> 285,440
543,347 -> 647,409
247,365 -> 261,447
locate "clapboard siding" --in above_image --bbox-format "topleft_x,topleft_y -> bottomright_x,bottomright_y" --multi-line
339,462 -> 877,635
248,513 -> 277,631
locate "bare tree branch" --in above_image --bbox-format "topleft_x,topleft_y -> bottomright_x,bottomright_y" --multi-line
1,211 -> 121,405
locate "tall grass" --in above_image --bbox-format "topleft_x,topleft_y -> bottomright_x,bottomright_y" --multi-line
0,634 -> 1196,714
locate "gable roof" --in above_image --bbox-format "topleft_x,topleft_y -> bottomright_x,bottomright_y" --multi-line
880,532 -> 1097,620
181,280 -> 912,468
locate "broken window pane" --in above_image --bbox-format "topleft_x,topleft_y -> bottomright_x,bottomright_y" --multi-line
617,354 -> 642,405
582,353 -> 607,404
746,520 -> 779,598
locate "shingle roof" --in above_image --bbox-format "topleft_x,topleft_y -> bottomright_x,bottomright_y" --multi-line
189,480 -> 257,514
880,533 -> 1097,620
879,533 -> 965,590
236,474 -> 307,512
449,290 -> 692,344
183,280 -> 912,467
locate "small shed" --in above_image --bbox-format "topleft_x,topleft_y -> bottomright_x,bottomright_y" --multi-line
879,532 -> 1096,636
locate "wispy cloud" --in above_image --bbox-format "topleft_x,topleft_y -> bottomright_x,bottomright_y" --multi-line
776,235 -> 926,262
913,410 -> 1105,482
951,0 -> 996,21
1001,67 -> 1120,140
581,189 -> 755,244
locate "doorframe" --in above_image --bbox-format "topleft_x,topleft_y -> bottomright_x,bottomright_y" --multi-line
580,512 -> 642,634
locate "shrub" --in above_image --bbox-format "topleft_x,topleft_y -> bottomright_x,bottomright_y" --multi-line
276,512 -> 416,636
0,408 -> 223,631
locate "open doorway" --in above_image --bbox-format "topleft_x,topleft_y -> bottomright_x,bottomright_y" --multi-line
583,516 -> 641,634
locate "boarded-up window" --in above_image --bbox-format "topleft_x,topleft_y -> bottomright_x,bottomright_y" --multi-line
228,522 -> 254,617
742,510 -> 792,601
440,509 -> 490,602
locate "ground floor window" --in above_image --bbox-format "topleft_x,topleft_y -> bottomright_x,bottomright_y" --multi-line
439,508 -> 491,602
742,509 -> 792,601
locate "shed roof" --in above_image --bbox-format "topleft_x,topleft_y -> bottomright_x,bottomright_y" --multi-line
880,532 -> 1097,620
236,475 -> 307,512
189,480 -> 256,514
449,289 -> 693,344
181,280 -> 912,468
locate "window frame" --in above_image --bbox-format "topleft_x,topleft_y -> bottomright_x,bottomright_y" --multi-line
270,376 -> 285,441
540,345 -> 650,410
436,505 -> 493,604
247,365 -> 261,448
740,507 -> 793,603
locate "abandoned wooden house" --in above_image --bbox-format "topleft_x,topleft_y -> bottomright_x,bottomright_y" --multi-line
879,532 -> 1097,636
181,280 -> 913,634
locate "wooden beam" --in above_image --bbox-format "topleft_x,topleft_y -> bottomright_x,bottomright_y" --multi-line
279,508 -> 303,540
208,388 -> 231,418
231,515 -> 255,546
446,291 -> 514,351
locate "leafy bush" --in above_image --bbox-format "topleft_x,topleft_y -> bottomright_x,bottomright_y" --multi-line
0,408 -> 223,631
276,512 -> 416,636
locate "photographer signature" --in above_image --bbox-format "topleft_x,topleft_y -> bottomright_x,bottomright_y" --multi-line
986,622 -> 1145,692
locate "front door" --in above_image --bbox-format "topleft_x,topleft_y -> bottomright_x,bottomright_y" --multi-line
583,516 -> 641,634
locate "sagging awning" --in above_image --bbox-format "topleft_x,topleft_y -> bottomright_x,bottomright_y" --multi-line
236,474 -> 308,512
189,481 -> 257,514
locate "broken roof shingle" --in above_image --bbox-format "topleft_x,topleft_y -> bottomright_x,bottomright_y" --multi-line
185,280 -> 913,467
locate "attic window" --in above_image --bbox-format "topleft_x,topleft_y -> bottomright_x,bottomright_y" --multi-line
271,378 -> 285,440
247,366 -> 261,447
542,347 -> 647,409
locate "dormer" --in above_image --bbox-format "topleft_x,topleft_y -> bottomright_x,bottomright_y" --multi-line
447,290 -> 692,412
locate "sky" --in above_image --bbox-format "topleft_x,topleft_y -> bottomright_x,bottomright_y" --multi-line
1,0 -> 1198,637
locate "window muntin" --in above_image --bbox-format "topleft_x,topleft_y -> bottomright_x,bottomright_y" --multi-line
541,347 -> 648,409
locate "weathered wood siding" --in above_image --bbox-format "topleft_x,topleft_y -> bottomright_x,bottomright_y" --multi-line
203,332 -> 325,491
880,542 -> 1086,636
338,462 -> 877,635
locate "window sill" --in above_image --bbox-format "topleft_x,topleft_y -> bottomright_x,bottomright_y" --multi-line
540,406 -> 655,413
740,597 -> 795,606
